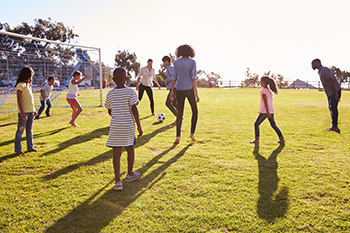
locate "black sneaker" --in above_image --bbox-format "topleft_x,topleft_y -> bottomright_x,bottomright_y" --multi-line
326,127 -> 340,134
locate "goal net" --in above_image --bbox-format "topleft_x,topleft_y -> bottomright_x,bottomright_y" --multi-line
0,31 -> 103,113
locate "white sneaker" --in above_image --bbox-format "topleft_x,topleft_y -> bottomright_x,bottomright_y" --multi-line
113,181 -> 123,191
125,171 -> 140,182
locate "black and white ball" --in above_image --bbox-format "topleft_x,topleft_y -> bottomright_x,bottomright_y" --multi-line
157,113 -> 166,122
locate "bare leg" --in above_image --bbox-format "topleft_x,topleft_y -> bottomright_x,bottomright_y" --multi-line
113,147 -> 123,182
68,103 -> 77,126
69,100 -> 83,126
126,146 -> 135,176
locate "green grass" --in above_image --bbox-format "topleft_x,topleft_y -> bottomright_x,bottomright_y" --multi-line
1,88 -> 350,232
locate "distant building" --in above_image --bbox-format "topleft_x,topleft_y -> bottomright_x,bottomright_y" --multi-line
289,79 -> 317,89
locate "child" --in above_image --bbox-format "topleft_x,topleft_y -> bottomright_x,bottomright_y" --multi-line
36,76 -> 55,119
250,76 -> 285,144
14,66 -> 39,155
105,68 -> 143,191
66,71 -> 89,127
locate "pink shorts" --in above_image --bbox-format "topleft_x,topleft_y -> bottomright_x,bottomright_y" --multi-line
66,98 -> 78,105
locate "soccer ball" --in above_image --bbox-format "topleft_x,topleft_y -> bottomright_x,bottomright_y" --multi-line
157,113 -> 166,121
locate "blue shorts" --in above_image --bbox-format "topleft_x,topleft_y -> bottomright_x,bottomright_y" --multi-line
107,138 -> 136,148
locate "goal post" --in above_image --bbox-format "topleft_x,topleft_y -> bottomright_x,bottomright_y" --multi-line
0,30 -> 103,113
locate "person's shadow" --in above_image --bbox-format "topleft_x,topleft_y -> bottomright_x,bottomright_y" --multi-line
253,144 -> 289,222
45,143 -> 192,232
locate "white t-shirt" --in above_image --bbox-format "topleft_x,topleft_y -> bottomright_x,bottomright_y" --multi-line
259,88 -> 274,114
105,87 -> 139,147
138,66 -> 155,87
66,79 -> 78,99
40,84 -> 53,101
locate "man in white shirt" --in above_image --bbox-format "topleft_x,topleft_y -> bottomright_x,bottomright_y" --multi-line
136,59 -> 161,116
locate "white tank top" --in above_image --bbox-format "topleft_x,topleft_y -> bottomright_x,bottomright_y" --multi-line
66,79 -> 78,99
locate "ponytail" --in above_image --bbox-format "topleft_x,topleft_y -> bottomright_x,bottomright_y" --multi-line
261,76 -> 278,95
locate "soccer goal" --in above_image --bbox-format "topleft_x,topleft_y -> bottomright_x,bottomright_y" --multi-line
0,30 -> 103,113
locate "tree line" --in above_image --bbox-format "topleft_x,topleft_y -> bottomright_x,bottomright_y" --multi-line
3,18 -> 348,89
242,66 -> 350,89
0,18 -> 109,87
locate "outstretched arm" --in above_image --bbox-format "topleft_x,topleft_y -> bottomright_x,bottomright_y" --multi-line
71,73 -> 90,85
153,77 -> 161,89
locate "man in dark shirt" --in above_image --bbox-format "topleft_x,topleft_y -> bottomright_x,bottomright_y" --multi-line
311,58 -> 341,133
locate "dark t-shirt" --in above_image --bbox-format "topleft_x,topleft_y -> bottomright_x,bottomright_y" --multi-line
319,67 -> 341,97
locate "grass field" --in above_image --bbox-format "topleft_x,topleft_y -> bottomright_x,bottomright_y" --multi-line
1,88 -> 350,232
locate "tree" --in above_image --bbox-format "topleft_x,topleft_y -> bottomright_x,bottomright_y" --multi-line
0,18 -> 80,84
263,71 -> 289,89
1,18 -> 78,42
241,67 -> 259,87
330,66 -> 350,85
114,50 -> 140,79
194,70 -> 222,87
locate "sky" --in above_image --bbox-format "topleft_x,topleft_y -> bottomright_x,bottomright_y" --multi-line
1,0 -> 350,82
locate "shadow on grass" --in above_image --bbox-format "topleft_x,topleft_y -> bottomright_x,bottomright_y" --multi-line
43,123 -> 175,179
140,115 -> 153,121
253,144 -> 289,222
0,122 -> 17,128
0,127 -> 69,163
45,144 -> 191,233
41,127 -> 109,156
43,150 -> 113,179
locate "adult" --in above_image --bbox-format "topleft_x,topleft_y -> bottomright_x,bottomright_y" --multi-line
136,59 -> 161,116
162,55 -> 178,123
311,58 -> 341,133
170,44 -> 200,144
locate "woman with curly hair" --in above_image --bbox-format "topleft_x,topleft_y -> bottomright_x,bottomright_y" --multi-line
170,44 -> 199,144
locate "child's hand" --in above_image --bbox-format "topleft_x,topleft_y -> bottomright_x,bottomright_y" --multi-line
170,92 -> 173,101
85,73 -> 90,78
34,112 -> 38,117
267,112 -> 271,118
137,127 -> 143,137
20,113 -> 27,120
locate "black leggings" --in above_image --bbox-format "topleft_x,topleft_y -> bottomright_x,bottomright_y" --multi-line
176,89 -> 198,137
138,83 -> 154,114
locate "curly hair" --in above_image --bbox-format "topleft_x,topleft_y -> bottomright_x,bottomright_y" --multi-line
175,44 -> 195,58
16,66 -> 34,87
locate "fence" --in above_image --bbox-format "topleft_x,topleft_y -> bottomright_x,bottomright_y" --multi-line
215,80 -> 350,89
0,31 -> 103,113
